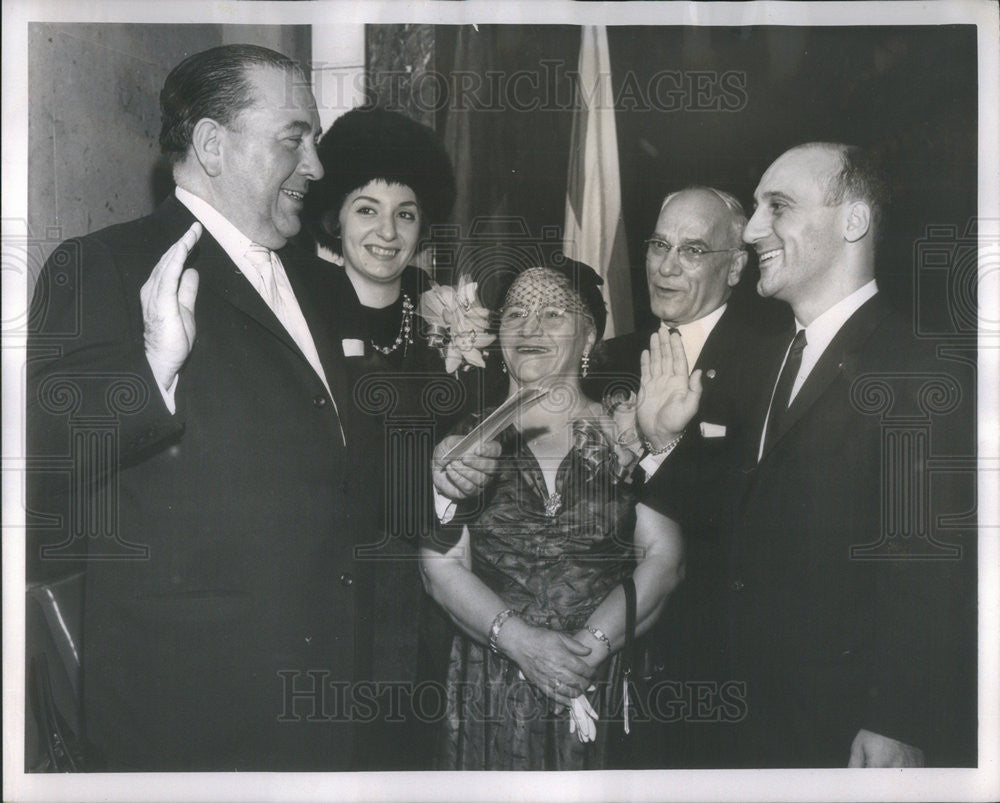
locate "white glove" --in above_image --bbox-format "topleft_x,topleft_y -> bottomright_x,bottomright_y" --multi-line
568,692 -> 599,743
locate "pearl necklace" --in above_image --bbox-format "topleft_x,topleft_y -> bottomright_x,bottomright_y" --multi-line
370,293 -> 414,356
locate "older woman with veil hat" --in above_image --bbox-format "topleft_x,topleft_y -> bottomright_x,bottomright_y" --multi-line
421,258 -> 694,769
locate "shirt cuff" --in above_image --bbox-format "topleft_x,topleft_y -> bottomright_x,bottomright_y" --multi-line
433,487 -> 458,524
156,370 -> 179,414
638,436 -> 684,479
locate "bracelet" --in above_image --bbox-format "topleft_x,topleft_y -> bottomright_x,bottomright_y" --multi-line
642,431 -> 684,456
488,609 -> 517,655
586,625 -> 612,654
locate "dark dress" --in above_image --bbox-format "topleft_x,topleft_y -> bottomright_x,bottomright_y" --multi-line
433,416 -> 639,770
328,264 -> 503,769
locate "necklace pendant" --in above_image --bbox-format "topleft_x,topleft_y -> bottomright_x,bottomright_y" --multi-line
544,492 -> 562,517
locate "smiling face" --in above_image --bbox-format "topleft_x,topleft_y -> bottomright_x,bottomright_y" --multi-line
337,180 -> 421,291
744,146 -> 847,308
214,65 -> 323,249
645,189 -> 746,326
499,269 -> 596,388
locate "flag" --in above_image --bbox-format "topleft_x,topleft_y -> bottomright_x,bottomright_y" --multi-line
563,26 -> 633,338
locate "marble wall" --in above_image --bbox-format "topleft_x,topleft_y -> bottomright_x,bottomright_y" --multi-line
27,23 -> 310,286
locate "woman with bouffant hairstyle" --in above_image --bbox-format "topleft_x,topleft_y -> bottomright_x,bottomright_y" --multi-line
304,105 -> 455,361
304,107 -> 482,770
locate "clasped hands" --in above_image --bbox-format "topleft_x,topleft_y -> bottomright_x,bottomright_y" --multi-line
499,618 -> 603,743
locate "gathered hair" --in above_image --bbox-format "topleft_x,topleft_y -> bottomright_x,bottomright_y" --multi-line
159,44 -> 304,163
797,142 -> 891,232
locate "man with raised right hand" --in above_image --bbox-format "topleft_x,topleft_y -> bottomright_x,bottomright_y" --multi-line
29,45 -> 374,770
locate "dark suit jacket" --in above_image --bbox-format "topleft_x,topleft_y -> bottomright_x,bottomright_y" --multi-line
27,196 -> 378,770
593,302 -> 786,767
727,294 -> 976,767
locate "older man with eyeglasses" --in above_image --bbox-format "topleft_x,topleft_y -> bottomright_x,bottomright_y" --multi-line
597,185 -> 788,473
589,185 -> 789,767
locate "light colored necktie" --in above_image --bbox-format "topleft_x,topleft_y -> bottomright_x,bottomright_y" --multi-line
244,244 -> 280,308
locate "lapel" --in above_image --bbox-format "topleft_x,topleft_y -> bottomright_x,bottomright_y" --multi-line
279,247 -> 353,411
196,246 -> 304,360
151,196 -> 349,407
150,196 -> 302,357
688,305 -> 746,426
693,304 -> 741,375
757,294 -> 890,463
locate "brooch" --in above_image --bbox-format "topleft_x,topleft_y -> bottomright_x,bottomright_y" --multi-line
544,492 -> 562,517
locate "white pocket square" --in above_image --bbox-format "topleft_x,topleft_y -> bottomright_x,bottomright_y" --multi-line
341,338 -> 365,357
700,422 -> 726,438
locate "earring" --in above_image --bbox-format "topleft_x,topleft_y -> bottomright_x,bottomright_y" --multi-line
581,351 -> 590,377
501,362 -> 508,374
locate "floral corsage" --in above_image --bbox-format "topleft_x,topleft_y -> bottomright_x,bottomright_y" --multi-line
417,275 -> 496,374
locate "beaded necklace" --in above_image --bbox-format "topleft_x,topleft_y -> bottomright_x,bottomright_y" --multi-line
370,293 -> 414,357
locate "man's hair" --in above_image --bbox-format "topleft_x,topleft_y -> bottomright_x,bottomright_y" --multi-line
659,186 -> 748,248
159,44 -> 304,163
802,142 -> 891,232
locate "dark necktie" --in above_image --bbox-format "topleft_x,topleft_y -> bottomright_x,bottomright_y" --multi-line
763,329 -> 807,452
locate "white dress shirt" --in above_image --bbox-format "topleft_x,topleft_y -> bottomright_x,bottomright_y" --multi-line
660,302 -> 727,368
152,188 -> 339,439
757,279 -> 878,460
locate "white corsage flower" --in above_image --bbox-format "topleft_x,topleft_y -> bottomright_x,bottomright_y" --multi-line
417,276 -> 496,374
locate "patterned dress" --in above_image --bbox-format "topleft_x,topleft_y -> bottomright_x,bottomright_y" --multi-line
435,416 -> 639,770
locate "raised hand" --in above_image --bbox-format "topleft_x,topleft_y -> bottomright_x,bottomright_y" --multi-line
432,435 -> 501,501
636,328 -> 703,450
140,222 -> 202,390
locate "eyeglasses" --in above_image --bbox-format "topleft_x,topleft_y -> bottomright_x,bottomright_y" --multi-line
644,238 -> 742,266
499,305 -> 589,330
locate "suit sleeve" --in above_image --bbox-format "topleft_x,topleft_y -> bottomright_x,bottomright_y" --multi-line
27,235 -> 185,467
857,347 -> 977,766
862,555 -> 975,764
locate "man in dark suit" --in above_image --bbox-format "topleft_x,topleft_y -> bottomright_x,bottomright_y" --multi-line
590,186 -> 786,766
729,142 -> 976,767
27,45 -> 376,770
596,186 -> 785,495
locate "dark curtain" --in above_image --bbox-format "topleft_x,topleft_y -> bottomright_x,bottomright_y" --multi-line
608,25 -> 978,334
433,24 -> 580,308
429,24 -> 977,331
